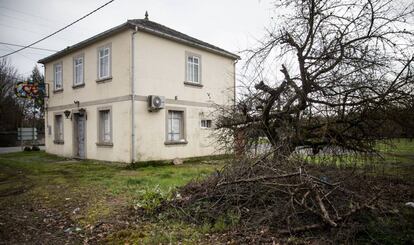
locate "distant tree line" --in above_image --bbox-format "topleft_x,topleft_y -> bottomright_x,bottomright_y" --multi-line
0,58 -> 45,146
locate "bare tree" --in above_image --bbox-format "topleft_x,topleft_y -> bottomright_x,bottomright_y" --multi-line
171,2 -> 414,240
0,60 -> 45,146
217,0 -> 414,155
0,58 -> 24,132
0,59 -> 17,104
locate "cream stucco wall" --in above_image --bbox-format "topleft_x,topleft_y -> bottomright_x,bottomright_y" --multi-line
43,27 -> 235,162
134,32 -> 235,105
44,29 -> 133,162
44,29 -> 132,106
134,101 -> 221,161
133,31 -> 235,161
45,101 -> 132,162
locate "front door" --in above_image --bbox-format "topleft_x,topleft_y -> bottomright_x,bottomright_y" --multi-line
74,114 -> 86,158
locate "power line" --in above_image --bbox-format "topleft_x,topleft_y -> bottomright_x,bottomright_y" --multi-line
0,48 -> 48,56
0,7 -> 98,33
0,42 -> 58,52
0,6 -> 65,25
0,11 -> 59,30
0,23 -> 79,43
0,0 -> 115,59
2,44 -> 37,62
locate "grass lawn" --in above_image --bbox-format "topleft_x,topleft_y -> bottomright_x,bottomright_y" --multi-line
0,151 -> 223,244
303,139 -> 414,179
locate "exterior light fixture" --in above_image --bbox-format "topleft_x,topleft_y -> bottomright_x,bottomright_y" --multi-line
64,110 -> 71,119
78,108 -> 86,116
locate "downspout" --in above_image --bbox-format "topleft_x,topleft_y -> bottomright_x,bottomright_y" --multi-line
43,65 -> 49,150
233,59 -> 238,106
131,25 -> 138,163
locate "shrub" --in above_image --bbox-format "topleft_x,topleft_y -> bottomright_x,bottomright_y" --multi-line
133,185 -> 172,213
31,146 -> 40,151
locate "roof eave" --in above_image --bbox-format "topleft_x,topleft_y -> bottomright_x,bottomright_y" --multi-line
38,20 -> 241,64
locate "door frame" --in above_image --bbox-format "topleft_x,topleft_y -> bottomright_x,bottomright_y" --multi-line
72,110 -> 87,159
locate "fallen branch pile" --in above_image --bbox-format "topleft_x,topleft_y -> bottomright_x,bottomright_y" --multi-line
170,155 -> 384,237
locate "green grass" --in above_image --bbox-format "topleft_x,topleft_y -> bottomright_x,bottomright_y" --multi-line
376,138 -> 414,153
303,139 -> 414,173
0,151 -> 222,243
0,151 -> 220,195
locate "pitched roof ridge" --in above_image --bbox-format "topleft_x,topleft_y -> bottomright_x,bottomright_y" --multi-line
39,19 -> 239,64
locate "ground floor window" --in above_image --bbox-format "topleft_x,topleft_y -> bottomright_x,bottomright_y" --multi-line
54,114 -> 64,144
200,119 -> 212,128
167,110 -> 185,142
98,107 -> 112,145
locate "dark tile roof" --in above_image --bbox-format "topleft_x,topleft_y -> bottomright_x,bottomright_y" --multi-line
38,19 -> 239,63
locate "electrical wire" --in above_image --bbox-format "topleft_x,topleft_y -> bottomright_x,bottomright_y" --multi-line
0,6 -> 64,25
2,45 -> 37,62
0,0 -> 114,58
0,42 -> 58,52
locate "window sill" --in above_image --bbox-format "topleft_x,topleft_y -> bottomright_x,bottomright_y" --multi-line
53,89 -> 63,94
184,81 -> 203,88
53,140 -> 64,145
96,76 -> 113,83
96,142 -> 113,147
164,140 -> 188,145
72,83 -> 85,89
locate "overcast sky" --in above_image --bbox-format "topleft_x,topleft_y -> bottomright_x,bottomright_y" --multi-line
0,0 -> 275,77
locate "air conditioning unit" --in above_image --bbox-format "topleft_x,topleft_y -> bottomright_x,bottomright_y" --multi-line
147,95 -> 165,111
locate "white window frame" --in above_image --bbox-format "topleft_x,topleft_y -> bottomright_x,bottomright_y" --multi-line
73,54 -> 84,87
97,44 -> 111,80
54,113 -> 64,144
165,108 -> 187,144
97,107 -> 113,146
53,62 -> 63,91
200,119 -> 212,129
185,52 -> 201,84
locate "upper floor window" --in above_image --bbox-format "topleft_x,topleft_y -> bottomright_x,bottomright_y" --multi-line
73,55 -> 84,86
186,54 -> 201,83
53,62 -> 63,91
98,45 -> 111,80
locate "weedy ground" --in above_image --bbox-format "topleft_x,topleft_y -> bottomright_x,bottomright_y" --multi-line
0,139 -> 413,244
0,152 -> 223,244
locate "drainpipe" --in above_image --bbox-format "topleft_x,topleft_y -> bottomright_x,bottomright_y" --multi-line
131,25 -> 138,163
233,59 -> 238,106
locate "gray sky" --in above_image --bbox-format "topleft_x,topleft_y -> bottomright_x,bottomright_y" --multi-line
0,0 -> 274,77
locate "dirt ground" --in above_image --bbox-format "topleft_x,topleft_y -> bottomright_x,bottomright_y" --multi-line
0,163 -> 130,244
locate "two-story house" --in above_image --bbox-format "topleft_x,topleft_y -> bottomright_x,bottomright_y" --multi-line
38,15 -> 239,163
